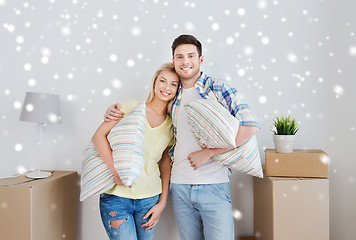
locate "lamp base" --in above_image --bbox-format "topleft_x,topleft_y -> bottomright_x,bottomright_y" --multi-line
26,170 -> 52,179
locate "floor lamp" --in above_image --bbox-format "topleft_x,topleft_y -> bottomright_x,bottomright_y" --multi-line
19,92 -> 62,179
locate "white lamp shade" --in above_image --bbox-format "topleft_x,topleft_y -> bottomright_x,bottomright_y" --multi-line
19,92 -> 62,124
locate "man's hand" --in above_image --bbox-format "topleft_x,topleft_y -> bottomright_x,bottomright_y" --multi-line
188,147 -> 232,170
187,148 -> 213,170
104,103 -> 125,122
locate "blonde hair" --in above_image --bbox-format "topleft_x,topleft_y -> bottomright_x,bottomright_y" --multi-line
146,63 -> 178,103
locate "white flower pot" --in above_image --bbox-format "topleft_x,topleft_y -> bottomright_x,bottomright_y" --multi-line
273,135 -> 295,153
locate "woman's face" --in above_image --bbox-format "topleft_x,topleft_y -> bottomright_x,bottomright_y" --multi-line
153,70 -> 180,102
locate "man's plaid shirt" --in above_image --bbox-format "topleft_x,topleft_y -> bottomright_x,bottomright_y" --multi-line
168,72 -> 260,160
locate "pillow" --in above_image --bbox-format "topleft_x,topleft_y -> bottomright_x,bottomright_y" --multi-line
212,136 -> 263,178
80,102 -> 146,201
184,99 -> 239,149
184,99 -> 263,178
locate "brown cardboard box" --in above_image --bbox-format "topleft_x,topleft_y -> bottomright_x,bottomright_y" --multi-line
265,149 -> 328,178
254,175 -> 329,240
0,171 -> 78,240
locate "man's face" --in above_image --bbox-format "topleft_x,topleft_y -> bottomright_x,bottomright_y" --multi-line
172,44 -> 204,82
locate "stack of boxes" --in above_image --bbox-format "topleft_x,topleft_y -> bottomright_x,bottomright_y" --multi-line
254,149 -> 329,240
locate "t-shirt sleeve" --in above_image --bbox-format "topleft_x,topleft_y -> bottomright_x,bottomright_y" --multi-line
120,98 -> 141,116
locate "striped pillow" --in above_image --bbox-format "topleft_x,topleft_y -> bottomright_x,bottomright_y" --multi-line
184,99 -> 239,149
184,99 -> 263,178
213,136 -> 263,178
80,102 -> 146,201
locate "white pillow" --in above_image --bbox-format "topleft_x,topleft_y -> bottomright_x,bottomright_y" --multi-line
184,99 -> 263,178
80,102 -> 146,201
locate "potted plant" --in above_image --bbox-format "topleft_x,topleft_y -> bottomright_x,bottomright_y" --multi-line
271,115 -> 300,153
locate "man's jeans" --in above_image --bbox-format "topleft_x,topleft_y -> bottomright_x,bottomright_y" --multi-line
99,193 -> 159,240
170,183 -> 234,240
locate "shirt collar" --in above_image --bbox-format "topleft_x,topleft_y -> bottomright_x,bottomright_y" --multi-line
174,71 -> 207,102
195,71 -> 206,88
177,71 -> 205,94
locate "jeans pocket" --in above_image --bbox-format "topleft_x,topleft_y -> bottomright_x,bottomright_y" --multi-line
210,183 -> 232,203
100,193 -> 115,201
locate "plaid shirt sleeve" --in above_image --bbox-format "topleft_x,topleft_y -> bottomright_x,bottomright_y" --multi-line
210,79 -> 260,128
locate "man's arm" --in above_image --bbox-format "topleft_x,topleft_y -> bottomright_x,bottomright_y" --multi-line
235,125 -> 259,146
187,126 -> 259,170
187,79 -> 260,170
104,103 -> 125,122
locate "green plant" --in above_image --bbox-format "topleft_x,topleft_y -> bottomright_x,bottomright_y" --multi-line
271,115 -> 300,135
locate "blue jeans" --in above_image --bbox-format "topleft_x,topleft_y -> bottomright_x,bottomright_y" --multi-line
170,183 -> 234,240
99,194 -> 159,240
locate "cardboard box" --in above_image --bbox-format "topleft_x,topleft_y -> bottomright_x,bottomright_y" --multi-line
239,237 -> 255,240
265,149 -> 328,178
254,176 -> 329,240
0,171 -> 78,240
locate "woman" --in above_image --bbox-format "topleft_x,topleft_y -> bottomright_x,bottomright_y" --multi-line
91,63 -> 179,240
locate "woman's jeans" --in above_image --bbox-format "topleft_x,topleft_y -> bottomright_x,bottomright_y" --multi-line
170,183 -> 234,240
99,194 -> 159,240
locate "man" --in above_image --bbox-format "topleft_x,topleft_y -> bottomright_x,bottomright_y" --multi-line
105,34 -> 259,240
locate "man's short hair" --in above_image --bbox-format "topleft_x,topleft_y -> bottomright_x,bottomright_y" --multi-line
171,34 -> 202,57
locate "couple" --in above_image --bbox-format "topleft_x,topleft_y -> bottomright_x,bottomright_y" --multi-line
92,34 -> 260,240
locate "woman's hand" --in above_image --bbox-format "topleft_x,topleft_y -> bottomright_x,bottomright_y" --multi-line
141,201 -> 166,230
113,173 -> 133,187
113,173 -> 124,186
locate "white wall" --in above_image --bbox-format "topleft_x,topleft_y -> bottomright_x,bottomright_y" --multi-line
1,1 -> 355,239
